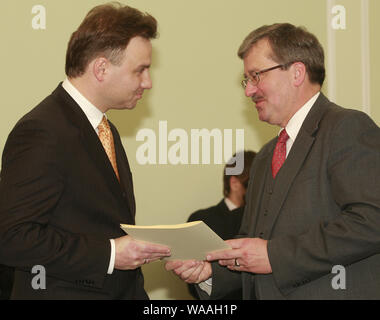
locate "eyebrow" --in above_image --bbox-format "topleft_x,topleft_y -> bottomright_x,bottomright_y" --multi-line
134,64 -> 151,72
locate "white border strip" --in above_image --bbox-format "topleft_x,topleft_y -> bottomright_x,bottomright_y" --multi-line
361,0 -> 371,115
326,0 -> 336,103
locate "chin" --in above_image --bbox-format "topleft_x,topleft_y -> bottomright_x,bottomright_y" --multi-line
122,101 -> 137,110
257,111 -> 268,123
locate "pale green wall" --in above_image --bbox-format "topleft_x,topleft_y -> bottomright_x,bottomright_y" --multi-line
334,0 -> 363,110
0,0 -> 378,299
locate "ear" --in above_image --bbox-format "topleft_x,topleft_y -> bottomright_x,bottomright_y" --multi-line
292,62 -> 306,87
92,57 -> 108,82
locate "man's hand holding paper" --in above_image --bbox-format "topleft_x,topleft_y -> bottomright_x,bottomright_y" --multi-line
165,237 -> 272,287
114,235 -> 171,270
165,260 -> 212,283
207,238 -> 272,274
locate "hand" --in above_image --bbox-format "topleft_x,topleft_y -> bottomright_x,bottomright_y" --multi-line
206,238 -> 272,274
114,235 -> 171,270
165,260 -> 212,283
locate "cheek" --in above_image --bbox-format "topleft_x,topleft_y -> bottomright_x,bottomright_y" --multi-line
128,77 -> 142,93
116,69 -> 138,87
265,83 -> 285,105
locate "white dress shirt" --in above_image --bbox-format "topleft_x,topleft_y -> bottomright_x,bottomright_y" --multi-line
62,79 -> 116,275
224,197 -> 239,211
282,92 -> 320,158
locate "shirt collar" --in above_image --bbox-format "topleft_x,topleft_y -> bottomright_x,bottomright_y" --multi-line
224,197 -> 239,211
279,92 -> 320,141
62,78 -> 105,131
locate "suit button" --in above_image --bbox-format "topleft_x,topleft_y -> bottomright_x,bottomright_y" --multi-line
259,232 -> 264,238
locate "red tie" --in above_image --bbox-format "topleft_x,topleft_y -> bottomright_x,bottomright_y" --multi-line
271,129 -> 289,178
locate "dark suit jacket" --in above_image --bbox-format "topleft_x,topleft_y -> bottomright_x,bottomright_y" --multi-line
188,200 -> 244,241
0,83 -> 147,299
0,264 -> 14,299
188,200 -> 244,299
208,93 -> 380,300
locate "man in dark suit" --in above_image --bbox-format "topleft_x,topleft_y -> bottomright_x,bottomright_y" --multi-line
166,23 -> 380,299
0,3 -> 171,299
187,151 -> 256,299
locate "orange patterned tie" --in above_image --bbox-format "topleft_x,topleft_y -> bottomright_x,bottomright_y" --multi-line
271,129 -> 289,178
98,116 -> 120,181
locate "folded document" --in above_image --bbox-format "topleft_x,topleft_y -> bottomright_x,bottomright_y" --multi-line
120,221 -> 231,261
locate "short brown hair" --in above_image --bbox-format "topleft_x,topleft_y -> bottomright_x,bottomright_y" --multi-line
65,2 -> 157,78
223,150 -> 256,197
238,23 -> 325,86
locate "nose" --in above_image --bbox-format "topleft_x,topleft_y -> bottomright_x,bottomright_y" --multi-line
245,81 -> 258,97
141,70 -> 152,90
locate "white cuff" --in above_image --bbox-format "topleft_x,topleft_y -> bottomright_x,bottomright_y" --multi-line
198,277 -> 212,296
107,239 -> 115,274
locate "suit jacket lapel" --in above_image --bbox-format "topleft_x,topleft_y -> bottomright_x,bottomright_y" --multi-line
217,200 -> 229,214
52,84 -> 131,216
264,93 -> 332,238
111,124 -> 136,220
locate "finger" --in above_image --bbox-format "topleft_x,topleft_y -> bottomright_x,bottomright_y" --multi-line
166,260 -> 198,274
225,258 -> 242,270
184,262 -> 204,283
181,263 -> 203,282
144,257 -> 163,264
194,262 -> 212,283
140,257 -> 159,266
139,258 -> 148,266
207,249 -> 241,261
218,259 -> 236,267
227,265 -> 243,272
140,242 -> 171,254
143,251 -> 171,260
173,260 -> 200,278
225,238 -> 245,248
192,262 -> 210,283
165,260 -> 184,271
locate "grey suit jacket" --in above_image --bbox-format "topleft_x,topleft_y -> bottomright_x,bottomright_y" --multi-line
209,93 -> 380,300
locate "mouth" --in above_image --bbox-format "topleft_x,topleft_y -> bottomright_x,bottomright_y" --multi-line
252,96 -> 265,106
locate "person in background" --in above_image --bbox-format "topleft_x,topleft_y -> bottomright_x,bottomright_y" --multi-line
187,150 -> 256,299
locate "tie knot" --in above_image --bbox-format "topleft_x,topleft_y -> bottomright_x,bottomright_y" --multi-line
98,116 -> 109,132
278,129 -> 289,143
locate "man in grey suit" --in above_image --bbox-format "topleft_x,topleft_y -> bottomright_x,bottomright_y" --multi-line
166,23 -> 380,299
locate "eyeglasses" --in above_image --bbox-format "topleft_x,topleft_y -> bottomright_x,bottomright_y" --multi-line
241,62 -> 293,88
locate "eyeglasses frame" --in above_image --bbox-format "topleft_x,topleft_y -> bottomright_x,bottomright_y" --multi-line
241,62 -> 294,88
